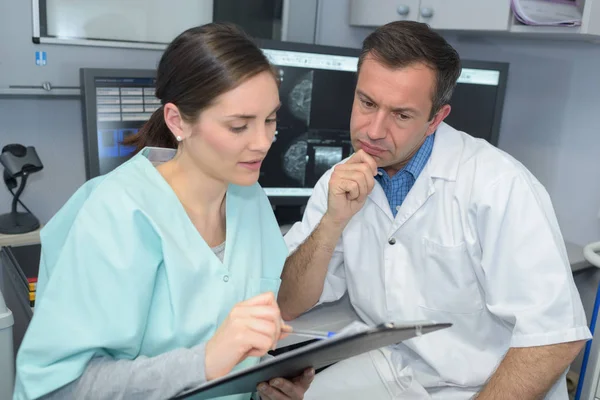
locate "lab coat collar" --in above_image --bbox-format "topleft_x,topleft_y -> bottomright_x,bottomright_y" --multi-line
426,122 -> 464,182
366,123 -> 463,226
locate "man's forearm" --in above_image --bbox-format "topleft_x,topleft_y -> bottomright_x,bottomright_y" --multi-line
475,340 -> 585,400
278,214 -> 345,320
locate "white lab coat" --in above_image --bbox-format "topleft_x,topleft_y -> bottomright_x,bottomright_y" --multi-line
284,123 -> 591,399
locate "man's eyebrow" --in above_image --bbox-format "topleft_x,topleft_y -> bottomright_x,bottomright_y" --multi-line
356,90 -> 376,104
391,106 -> 420,116
357,90 -> 420,116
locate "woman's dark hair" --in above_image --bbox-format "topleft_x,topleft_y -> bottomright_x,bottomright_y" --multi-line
358,21 -> 461,120
123,22 -> 275,152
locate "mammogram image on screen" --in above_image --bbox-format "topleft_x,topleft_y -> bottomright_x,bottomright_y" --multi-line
259,65 -> 356,191
286,70 -> 313,126
282,134 -> 308,186
277,67 -> 314,130
313,146 -> 343,178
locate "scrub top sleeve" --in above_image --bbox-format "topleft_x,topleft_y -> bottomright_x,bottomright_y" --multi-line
14,205 -> 162,399
283,170 -> 347,305
475,172 -> 591,348
39,343 -> 208,400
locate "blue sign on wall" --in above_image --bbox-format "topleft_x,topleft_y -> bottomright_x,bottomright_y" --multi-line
35,51 -> 47,66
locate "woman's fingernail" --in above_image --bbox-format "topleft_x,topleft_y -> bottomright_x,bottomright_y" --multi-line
306,369 -> 315,377
273,379 -> 281,386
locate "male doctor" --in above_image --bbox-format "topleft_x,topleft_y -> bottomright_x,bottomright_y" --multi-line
278,20 -> 591,399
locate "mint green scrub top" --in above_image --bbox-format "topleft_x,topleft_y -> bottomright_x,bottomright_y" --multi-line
13,149 -> 287,399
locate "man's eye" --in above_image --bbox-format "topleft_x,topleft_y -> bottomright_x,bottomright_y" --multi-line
361,99 -> 375,108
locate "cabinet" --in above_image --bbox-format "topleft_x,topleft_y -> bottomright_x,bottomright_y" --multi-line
349,0 -> 421,26
0,245 -> 38,363
349,0 -> 600,41
349,0 -> 511,31
418,1 -> 511,31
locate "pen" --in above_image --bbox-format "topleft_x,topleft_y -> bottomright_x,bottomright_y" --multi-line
288,328 -> 336,339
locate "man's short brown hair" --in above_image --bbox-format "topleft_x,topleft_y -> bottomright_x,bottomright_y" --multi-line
358,21 -> 462,120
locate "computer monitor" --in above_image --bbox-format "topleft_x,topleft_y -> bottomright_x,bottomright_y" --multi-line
80,43 -> 508,207
80,69 -> 158,178
445,60 -> 508,148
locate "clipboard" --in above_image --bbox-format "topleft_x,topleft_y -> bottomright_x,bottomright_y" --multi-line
174,321 -> 451,399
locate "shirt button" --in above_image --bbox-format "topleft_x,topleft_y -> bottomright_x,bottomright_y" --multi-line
396,206 -> 401,212
223,275 -> 229,282
388,237 -> 396,245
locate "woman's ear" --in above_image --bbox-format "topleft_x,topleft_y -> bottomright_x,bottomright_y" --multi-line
164,103 -> 187,141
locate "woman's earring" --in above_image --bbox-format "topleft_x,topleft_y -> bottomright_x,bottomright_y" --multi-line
176,136 -> 182,142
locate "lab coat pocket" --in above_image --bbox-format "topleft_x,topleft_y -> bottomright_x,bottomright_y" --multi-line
418,238 -> 483,314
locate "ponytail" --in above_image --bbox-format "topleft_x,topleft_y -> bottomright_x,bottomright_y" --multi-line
121,106 -> 178,154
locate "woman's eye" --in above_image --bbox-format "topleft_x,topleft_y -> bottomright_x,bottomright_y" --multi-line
230,126 -> 247,133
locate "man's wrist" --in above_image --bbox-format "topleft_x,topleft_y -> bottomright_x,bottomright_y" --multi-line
320,212 -> 348,235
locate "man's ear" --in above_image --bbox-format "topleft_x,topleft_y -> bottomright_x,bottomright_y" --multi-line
426,104 -> 451,136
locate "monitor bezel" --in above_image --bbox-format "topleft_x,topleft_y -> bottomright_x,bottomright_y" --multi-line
454,59 -> 509,148
255,38 -> 362,59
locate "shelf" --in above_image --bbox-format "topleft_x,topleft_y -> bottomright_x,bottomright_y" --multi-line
0,226 -> 42,248
509,24 -> 582,35
0,88 -> 80,98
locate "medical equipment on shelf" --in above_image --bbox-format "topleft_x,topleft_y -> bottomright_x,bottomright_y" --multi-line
0,144 -> 44,234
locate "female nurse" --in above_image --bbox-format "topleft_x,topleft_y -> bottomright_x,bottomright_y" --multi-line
13,22 -> 313,400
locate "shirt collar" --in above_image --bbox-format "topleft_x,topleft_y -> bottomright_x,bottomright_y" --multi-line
377,132 -> 435,181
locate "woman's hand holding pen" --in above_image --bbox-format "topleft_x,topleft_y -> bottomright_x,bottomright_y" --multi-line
205,291 -> 292,380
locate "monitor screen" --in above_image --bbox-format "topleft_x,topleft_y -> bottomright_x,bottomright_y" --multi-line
81,43 -> 508,206
258,46 -> 359,199
81,71 -> 159,178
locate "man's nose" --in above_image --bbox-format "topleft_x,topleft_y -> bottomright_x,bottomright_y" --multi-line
366,110 -> 387,140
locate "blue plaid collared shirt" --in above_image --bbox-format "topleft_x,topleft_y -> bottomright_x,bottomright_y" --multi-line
375,133 -> 435,217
